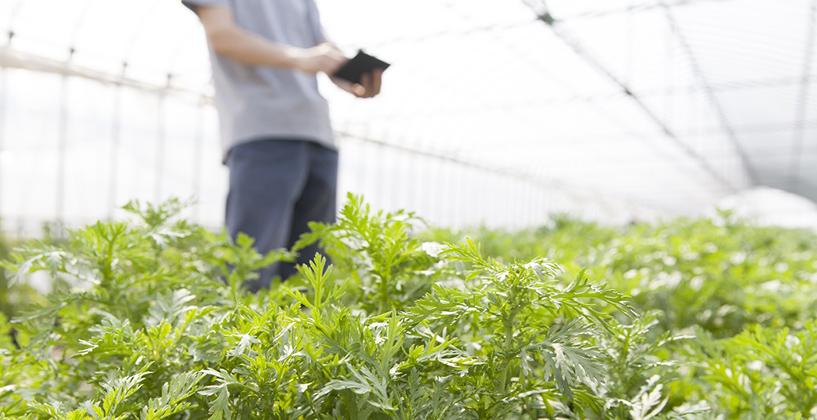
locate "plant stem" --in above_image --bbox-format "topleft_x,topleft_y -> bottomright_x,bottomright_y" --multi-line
499,283 -> 520,393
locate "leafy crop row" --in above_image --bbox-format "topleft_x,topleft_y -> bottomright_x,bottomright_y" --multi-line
1,198 -> 816,419
427,213 -> 817,418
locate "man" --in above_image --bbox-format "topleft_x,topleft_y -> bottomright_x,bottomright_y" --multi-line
182,0 -> 383,291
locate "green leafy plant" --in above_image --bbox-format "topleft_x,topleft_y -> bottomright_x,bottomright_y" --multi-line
430,215 -> 817,338
5,196 -> 817,419
294,193 -> 443,314
0,197 -> 678,419
687,321 -> 817,419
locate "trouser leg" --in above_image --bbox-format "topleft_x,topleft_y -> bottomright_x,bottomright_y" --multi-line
280,142 -> 339,279
225,139 -> 309,292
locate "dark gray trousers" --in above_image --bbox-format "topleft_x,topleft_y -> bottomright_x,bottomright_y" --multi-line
225,139 -> 338,292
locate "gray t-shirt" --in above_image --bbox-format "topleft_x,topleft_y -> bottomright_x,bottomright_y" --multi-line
182,0 -> 335,161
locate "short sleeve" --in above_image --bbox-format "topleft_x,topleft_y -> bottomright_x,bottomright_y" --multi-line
181,0 -> 230,14
306,0 -> 327,44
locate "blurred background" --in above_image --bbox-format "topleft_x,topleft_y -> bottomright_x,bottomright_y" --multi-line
0,0 -> 816,235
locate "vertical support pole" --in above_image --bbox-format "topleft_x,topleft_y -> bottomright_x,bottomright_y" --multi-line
442,160 -> 453,227
444,162 -> 453,227
496,175 -> 503,227
434,155 -> 444,224
483,171 -> 491,227
533,184 -> 540,227
529,184 -> 536,227
56,75 -> 69,231
495,175 -> 502,228
502,175 -> 508,227
154,94 -> 166,203
475,169 -> 484,226
459,165 -> 468,227
511,177 -> 518,228
510,176 -> 517,228
514,180 -> 521,228
410,152 -> 421,216
469,167 -> 477,227
456,165 -> 465,227
0,67 -> 7,229
374,141 -> 384,207
192,100 -> 205,222
401,144 -> 411,213
526,182 -> 534,228
108,84 -> 122,220
389,146 -> 401,211
521,181 -> 529,228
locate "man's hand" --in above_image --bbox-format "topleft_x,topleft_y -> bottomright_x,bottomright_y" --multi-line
293,43 -> 348,75
332,68 -> 383,99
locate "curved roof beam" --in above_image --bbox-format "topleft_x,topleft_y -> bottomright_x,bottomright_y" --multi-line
166,25 -> 200,80
522,0 -> 748,193
393,4 -> 722,202
658,1 -> 758,185
67,0 -> 99,53
550,0 -> 734,21
121,0 -> 163,64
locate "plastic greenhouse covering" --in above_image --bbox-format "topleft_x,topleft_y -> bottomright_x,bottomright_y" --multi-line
0,0 -> 815,233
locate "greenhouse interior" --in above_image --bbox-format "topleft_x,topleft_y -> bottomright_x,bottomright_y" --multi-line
1,0 -> 817,418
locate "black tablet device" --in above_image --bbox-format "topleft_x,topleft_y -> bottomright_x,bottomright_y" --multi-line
333,50 -> 390,84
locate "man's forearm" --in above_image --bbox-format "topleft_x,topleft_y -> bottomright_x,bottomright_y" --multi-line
194,5 -> 346,75
207,25 -> 303,68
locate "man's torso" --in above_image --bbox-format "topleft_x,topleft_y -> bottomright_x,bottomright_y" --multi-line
205,0 -> 336,160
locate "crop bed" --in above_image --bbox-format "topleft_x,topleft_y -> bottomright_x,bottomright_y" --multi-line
1,197 -> 816,419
